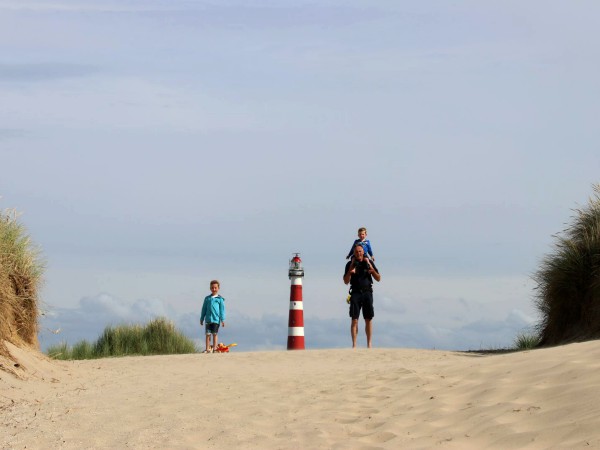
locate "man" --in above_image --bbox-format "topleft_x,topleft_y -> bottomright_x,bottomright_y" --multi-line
343,245 -> 381,348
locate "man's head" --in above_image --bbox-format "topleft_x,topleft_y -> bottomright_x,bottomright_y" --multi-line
357,227 -> 367,241
353,245 -> 365,261
210,280 -> 220,295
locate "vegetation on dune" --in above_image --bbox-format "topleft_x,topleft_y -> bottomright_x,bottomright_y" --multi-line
0,207 -> 44,357
513,332 -> 540,350
534,184 -> 600,346
47,317 -> 198,360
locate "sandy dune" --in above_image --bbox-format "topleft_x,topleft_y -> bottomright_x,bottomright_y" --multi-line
2,341 -> 600,449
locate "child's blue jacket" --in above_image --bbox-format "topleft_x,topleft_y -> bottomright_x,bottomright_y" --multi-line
200,295 -> 226,324
347,239 -> 374,259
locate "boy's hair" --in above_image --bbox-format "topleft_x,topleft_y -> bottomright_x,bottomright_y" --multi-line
210,280 -> 220,287
358,227 -> 367,234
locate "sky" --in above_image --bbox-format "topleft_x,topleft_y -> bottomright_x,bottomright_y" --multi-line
1,0 -> 599,352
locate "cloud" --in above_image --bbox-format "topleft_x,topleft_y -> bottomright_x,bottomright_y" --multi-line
0,128 -> 27,140
0,63 -> 99,82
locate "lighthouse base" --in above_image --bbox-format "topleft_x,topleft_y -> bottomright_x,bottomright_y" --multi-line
287,335 -> 305,350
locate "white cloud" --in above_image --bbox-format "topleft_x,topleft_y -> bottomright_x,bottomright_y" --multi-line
0,63 -> 98,81
0,76 -> 264,133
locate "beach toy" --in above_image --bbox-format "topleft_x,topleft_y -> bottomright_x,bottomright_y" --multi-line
214,343 -> 237,353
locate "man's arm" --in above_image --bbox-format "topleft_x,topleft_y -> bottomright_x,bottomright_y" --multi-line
366,260 -> 381,282
371,269 -> 381,282
343,262 -> 354,285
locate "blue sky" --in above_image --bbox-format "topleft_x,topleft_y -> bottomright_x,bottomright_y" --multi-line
1,0 -> 599,351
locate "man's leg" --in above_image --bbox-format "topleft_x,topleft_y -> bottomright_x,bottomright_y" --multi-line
351,319 -> 359,348
365,319 -> 372,348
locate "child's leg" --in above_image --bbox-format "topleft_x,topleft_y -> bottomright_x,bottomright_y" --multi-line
205,334 -> 211,351
212,333 -> 218,350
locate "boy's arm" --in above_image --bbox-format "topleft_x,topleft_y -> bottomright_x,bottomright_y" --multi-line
200,298 -> 207,323
366,240 -> 374,258
346,239 -> 358,258
220,298 -> 226,325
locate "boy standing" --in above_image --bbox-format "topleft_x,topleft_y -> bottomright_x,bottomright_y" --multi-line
346,227 -> 375,261
200,280 -> 226,353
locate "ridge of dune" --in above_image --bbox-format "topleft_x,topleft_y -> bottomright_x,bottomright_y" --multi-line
2,341 -> 600,449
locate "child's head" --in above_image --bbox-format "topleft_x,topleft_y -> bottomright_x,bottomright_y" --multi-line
357,227 -> 367,240
210,280 -> 220,295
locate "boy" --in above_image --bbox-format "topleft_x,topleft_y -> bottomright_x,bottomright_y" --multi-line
346,227 -> 375,261
200,280 -> 226,353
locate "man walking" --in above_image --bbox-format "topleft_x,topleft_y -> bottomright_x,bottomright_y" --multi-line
343,245 -> 381,348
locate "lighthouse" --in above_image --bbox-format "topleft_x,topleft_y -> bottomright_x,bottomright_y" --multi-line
287,253 -> 305,350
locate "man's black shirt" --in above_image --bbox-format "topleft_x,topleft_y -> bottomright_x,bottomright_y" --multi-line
344,259 -> 379,291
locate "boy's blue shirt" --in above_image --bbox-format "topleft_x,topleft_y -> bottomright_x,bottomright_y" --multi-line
200,294 -> 226,324
347,239 -> 374,258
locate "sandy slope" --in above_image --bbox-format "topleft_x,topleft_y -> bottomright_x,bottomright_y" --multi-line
2,341 -> 600,449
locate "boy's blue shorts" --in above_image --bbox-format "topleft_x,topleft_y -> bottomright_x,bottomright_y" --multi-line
205,323 -> 220,335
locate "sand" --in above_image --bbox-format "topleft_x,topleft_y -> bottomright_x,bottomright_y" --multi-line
2,340 -> 600,449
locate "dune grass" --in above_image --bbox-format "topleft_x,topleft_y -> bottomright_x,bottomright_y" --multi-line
47,317 -> 198,360
514,332 -> 540,350
534,184 -> 600,346
0,207 -> 44,357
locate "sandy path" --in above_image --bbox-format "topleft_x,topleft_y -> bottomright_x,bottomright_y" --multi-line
2,341 -> 600,449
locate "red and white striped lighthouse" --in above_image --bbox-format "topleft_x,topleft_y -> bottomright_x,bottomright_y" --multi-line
287,253 -> 305,350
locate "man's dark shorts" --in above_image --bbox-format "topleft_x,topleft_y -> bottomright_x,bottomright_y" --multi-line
349,290 -> 374,320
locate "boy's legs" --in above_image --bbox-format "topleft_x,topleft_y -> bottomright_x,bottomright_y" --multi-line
203,323 -> 221,352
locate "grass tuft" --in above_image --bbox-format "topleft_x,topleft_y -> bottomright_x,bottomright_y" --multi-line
47,317 -> 198,360
514,332 -> 540,350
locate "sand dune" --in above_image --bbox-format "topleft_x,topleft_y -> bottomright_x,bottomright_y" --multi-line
2,341 -> 600,449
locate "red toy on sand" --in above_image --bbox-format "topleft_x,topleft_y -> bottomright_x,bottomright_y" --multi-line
213,343 -> 237,353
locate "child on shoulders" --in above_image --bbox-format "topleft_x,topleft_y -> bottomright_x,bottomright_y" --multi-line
346,227 -> 374,261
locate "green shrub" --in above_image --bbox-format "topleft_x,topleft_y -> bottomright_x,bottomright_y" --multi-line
47,317 -> 198,360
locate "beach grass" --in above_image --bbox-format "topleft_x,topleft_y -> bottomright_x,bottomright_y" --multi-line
0,207 -> 44,357
534,184 -> 600,346
46,317 -> 198,360
514,332 -> 540,350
